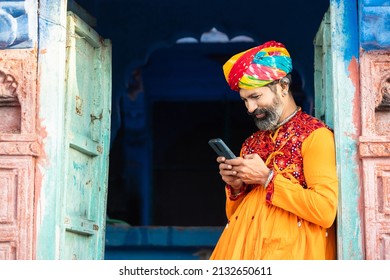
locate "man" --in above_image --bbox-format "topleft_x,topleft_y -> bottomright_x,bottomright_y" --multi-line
210,40 -> 338,260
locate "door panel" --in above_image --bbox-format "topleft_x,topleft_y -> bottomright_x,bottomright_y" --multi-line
314,10 -> 333,128
0,157 -> 34,259
60,11 -> 111,260
314,1 -> 363,259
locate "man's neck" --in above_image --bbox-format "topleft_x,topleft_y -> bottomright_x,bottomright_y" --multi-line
279,99 -> 298,123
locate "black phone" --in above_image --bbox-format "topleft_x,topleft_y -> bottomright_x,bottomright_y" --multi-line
208,138 -> 236,159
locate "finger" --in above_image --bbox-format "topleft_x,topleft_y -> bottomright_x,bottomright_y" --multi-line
217,156 -> 226,163
219,163 -> 233,170
220,169 -> 237,176
225,157 -> 243,165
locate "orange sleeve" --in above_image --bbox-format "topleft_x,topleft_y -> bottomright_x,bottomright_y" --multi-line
271,127 -> 338,228
224,148 -> 248,220
225,186 -> 246,219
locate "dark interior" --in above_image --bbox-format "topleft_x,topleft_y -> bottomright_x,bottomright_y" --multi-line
71,0 -> 330,226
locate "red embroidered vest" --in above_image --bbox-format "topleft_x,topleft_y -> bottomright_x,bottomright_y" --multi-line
240,109 -> 330,203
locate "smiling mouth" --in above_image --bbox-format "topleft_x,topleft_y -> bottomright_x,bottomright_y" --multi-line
255,113 -> 266,119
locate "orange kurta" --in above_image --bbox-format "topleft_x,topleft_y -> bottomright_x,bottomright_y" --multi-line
210,111 -> 338,260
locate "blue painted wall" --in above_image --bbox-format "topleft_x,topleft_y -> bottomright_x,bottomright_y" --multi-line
360,0 -> 390,50
0,0 -> 37,48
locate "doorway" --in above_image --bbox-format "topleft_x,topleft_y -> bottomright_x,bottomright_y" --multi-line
106,41 -> 312,227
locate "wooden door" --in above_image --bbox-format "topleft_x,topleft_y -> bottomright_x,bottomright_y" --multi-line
314,10 -> 333,128
313,1 -> 363,259
59,11 -> 112,260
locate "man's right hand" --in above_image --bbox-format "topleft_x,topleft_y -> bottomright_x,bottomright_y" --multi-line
217,156 -> 244,192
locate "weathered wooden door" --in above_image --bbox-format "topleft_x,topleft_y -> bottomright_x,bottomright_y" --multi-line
314,1 -> 363,259
59,11 -> 112,260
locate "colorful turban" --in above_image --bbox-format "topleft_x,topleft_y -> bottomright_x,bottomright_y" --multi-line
223,40 -> 292,91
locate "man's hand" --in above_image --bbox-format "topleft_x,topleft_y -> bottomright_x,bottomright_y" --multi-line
217,156 -> 244,192
223,153 -> 270,186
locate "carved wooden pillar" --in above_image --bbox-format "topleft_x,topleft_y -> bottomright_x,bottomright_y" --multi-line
0,0 -> 38,260
0,50 -> 38,259
359,51 -> 390,259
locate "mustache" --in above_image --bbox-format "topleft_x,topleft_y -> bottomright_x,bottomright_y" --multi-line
247,108 -> 269,117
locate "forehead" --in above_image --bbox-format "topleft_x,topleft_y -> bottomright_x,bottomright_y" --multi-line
239,86 -> 273,98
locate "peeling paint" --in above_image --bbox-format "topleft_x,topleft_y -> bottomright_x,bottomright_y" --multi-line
348,57 -> 361,137
330,0 -> 364,260
347,56 -> 366,239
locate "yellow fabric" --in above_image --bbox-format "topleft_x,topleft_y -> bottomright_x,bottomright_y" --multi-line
210,127 -> 338,260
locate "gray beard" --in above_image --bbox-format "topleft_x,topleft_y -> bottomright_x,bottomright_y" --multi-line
250,95 -> 283,131
253,109 -> 280,131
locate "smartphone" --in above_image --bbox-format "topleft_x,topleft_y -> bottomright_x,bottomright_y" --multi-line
208,138 -> 236,159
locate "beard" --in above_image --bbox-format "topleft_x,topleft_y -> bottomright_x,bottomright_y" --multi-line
248,95 -> 283,131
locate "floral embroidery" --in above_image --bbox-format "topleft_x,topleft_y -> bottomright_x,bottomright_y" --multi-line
240,109 -> 330,204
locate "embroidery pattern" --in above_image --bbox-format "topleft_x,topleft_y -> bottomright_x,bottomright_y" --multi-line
241,110 -> 328,204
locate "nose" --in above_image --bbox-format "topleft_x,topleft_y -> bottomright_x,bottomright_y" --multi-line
246,100 -> 257,114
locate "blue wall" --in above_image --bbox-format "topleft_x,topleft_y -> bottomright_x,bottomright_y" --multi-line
359,0 -> 390,50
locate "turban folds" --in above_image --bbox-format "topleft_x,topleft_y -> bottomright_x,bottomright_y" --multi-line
223,41 -> 292,91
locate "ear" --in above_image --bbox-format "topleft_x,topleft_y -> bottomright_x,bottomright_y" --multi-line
280,77 -> 290,89
279,77 -> 290,95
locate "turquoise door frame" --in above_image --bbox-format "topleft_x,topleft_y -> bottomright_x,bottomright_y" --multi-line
314,0 -> 364,259
36,0 -> 68,259
36,0 -> 112,259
